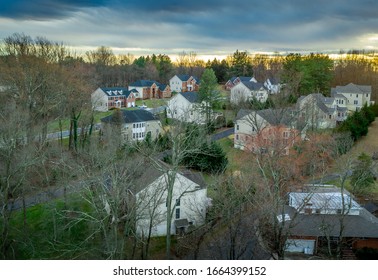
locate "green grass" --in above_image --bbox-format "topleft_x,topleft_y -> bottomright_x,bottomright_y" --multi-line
136,98 -> 168,108
3,195 -> 99,259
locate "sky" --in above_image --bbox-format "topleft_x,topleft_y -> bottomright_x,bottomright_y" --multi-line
1,0 -> 378,60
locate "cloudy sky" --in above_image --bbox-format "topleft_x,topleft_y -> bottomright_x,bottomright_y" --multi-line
1,0 -> 378,59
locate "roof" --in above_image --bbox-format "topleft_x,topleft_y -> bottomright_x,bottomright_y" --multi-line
236,108 -> 297,127
240,81 -> 266,91
332,83 -> 371,95
100,87 -> 135,97
133,161 -> 207,194
101,109 -> 159,124
288,208 -> 378,238
257,108 -> 296,126
181,91 -> 200,103
129,80 -> 158,87
289,192 -> 361,212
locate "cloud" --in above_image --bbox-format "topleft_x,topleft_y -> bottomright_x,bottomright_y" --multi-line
1,0 -> 378,54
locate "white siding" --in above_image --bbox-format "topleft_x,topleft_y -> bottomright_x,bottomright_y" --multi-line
91,88 -> 108,112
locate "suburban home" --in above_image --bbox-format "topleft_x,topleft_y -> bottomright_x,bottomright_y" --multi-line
234,108 -> 303,154
100,109 -> 162,142
225,76 -> 256,90
283,188 -> 378,256
169,74 -> 200,93
264,77 -> 281,94
128,80 -> 171,100
230,81 -> 269,105
331,83 -> 374,112
91,87 -> 137,112
167,91 -> 208,124
135,167 -> 209,237
297,93 -> 348,130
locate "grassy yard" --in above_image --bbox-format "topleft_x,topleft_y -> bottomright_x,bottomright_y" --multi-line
136,98 -> 168,108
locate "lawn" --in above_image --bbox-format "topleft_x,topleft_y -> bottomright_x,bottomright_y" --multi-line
136,98 -> 168,108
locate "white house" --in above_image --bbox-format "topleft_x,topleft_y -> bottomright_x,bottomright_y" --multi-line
167,91 -> 207,124
331,83 -> 374,112
296,93 -> 348,130
91,87 -> 136,112
169,74 -> 200,93
230,81 -> 268,105
264,77 -> 281,94
100,109 -> 162,142
225,76 -> 256,90
135,169 -> 208,237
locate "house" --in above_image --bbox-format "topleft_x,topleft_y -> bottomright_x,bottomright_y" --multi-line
230,81 -> 268,105
167,91 -> 208,124
135,167 -> 209,237
128,80 -> 172,100
264,77 -> 281,94
225,76 -> 256,90
169,75 -> 200,93
91,87 -> 137,112
100,109 -> 162,142
283,188 -> 378,255
234,108 -> 303,154
296,93 -> 348,130
331,83 -> 374,112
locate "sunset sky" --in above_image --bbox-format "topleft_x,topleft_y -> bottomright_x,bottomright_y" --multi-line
1,0 -> 378,59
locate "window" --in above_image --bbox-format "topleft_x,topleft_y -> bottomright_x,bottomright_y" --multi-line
236,134 -> 239,140
175,208 -> 180,219
354,100 -> 358,105
283,131 -> 289,138
133,124 -> 135,128
236,124 -> 239,130
176,198 -> 180,206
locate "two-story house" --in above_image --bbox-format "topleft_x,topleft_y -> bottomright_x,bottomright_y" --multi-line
331,83 -> 374,112
230,81 -> 269,105
234,108 -> 303,155
100,109 -> 162,142
135,167 -> 208,237
169,75 -> 200,93
91,87 -> 137,112
167,91 -> 208,124
225,76 -> 256,90
297,93 -> 348,130
128,80 -> 171,100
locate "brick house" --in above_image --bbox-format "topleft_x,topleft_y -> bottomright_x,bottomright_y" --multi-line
91,87 -> 137,112
128,80 -> 171,100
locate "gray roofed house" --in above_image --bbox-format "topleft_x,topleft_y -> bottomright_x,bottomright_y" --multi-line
230,80 -> 269,104
296,93 -> 348,129
167,91 -> 208,124
134,162 -> 208,236
331,83 -> 374,112
234,107 -> 304,153
91,87 -> 137,112
169,74 -> 200,93
283,189 -> 378,255
128,80 -> 171,99
100,109 -> 162,142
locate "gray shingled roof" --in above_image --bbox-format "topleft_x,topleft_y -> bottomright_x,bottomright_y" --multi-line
181,91 -> 200,103
236,108 -> 297,127
332,83 -> 371,94
256,108 -> 296,126
241,81 -> 266,91
100,87 -> 135,97
101,109 -> 158,124
288,208 -> 378,238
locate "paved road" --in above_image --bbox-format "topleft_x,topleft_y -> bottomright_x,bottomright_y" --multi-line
211,128 -> 234,141
46,123 -> 101,140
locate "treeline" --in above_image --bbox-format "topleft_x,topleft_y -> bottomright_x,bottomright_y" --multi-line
337,104 -> 377,141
